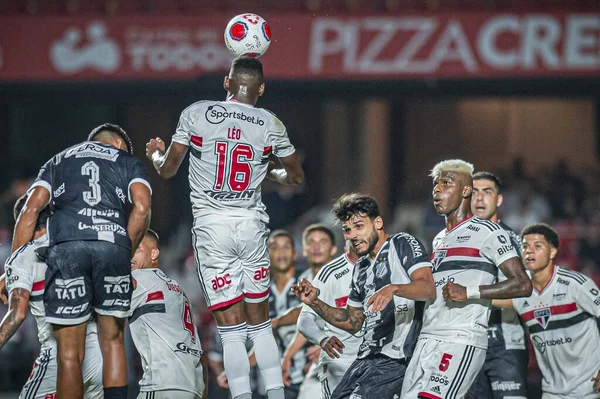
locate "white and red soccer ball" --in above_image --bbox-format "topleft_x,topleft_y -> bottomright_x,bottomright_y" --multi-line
224,13 -> 272,58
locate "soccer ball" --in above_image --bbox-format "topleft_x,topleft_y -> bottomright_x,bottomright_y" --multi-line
224,13 -> 272,58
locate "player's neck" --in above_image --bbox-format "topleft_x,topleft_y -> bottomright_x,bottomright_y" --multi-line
369,233 -> 390,260
531,263 -> 555,291
346,250 -> 359,264
309,262 -> 325,276
445,203 -> 472,231
490,214 -> 499,224
227,93 -> 256,106
272,267 -> 294,291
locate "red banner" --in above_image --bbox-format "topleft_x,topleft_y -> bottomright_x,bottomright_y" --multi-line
0,12 -> 599,82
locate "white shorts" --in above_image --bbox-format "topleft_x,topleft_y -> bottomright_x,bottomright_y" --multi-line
20,338 -> 103,399
192,214 -> 270,310
401,338 -> 486,399
138,390 -> 201,399
319,361 -> 352,399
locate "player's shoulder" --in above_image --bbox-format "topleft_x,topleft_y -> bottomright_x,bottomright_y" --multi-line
469,216 -> 502,233
6,235 -> 47,267
555,266 -> 591,286
257,107 -> 285,128
390,232 -> 426,256
182,100 -> 213,115
316,254 -> 353,284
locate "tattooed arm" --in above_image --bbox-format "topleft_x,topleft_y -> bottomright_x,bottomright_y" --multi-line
292,279 -> 365,334
0,288 -> 30,350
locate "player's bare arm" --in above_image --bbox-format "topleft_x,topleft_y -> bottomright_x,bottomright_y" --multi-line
267,152 -> 304,185
367,267 -> 436,313
592,370 -> 600,392
0,288 -> 30,349
292,279 -> 364,334
128,183 -> 152,255
0,274 -> 7,304
11,186 -> 50,252
443,257 -> 532,302
146,138 -> 189,179
271,305 -> 301,328
491,299 -> 513,309
201,353 -> 209,398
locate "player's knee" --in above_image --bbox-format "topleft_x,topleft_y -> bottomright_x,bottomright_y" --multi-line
218,322 -> 248,344
57,345 -> 85,366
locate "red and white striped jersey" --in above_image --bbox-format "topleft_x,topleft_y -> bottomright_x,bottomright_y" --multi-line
171,99 -> 296,221
421,216 -> 520,349
513,266 -> 600,398
129,268 -> 204,397
5,234 -> 97,347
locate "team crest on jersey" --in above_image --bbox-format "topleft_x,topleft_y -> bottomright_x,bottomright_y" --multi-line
432,250 -> 447,268
375,260 -> 388,278
534,308 -> 551,329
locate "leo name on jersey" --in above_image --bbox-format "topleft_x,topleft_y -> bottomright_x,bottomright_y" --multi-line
513,266 -> 600,398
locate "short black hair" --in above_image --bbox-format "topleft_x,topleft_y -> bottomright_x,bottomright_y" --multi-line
231,56 -> 264,84
521,223 -> 559,249
473,171 -> 503,193
268,229 -> 295,248
88,123 -> 133,155
302,224 -> 335,247
145,229 -> 160,247
13,194 -> 52,232
332,193 -> 381,224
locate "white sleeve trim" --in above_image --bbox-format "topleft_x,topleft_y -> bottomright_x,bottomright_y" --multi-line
407,262 -> 433,277
7,282 -> 32,294
495,251 -> 520,268
28,181 -> 52,196
171,136 -> 190,147
128,178 -> 152,203
275,147 -> 296,159
346,298 -> 363,308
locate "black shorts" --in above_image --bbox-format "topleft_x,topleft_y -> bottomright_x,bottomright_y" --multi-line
44,240 -> 132,325
466,347 -> 528,399
331,356 -> 407,399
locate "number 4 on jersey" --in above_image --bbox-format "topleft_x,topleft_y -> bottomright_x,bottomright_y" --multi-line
182,299 -> 196,343
214,141 -> 254,192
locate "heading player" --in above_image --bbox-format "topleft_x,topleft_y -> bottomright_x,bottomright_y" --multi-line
401,160 -> 531,399
467,171 -> 528,399
0,194 -> 103,399
14,124 -> 151,399
494,223 -> 600,399
145,57 -> 304,399
129,229 -> 207,399
293,193 -> 435,399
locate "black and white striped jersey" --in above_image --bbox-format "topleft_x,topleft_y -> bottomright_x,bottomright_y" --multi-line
347,232 -> 432,360
422,216 -> 520,349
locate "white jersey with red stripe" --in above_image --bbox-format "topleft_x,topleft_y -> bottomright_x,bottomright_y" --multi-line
421,216 -> 520,349
129,268 -> 204,397
301,254 -> 362,372
4,234 -> 98,347
513,266 -> 600,398
171,99 -> 296,221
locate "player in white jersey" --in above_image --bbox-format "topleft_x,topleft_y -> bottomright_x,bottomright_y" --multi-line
297,244 -> 362,399
402,160 -> 532,399
145,57 -> 304,399
0,194 -> 103,399
467,171 -> 528,399
294,194 -> 436,399
493,223 -> 600,399
129,229 -> 207,399
278,225 -> 338,399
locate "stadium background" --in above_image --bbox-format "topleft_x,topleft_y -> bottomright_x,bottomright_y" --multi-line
0,0 -> 599,397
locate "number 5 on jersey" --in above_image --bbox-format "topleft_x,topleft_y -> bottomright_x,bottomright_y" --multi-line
214,141 -> 254,192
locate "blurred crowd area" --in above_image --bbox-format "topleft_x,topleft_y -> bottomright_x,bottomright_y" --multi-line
0,0 -> 597,15
0,155 -> 599,397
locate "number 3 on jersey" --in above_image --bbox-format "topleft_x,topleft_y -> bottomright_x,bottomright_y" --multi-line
214,141 -> 254,192
182,298 -> 196,343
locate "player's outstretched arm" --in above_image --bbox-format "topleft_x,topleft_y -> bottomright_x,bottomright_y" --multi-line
491,299 -> 513,309
267,153 -> 304,185
12,187 -> 49,252
0,288 -> 30,350
128,183 -> 151,255
146,138 -> 189,179
367,267 -> 436,313
292,279 -> 364,334
272,305 -> 302,328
